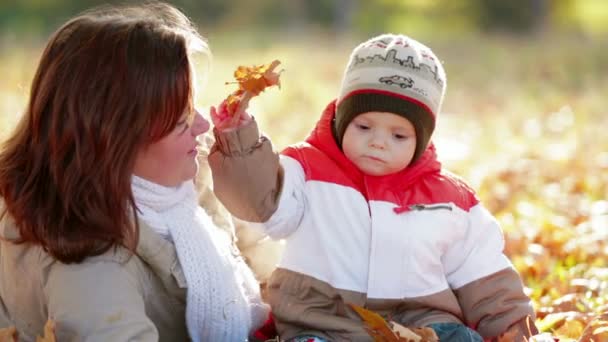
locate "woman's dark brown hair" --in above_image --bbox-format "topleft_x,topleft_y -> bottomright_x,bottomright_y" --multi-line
0,2 -> 207,263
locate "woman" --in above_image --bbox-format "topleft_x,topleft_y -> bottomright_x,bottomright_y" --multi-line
0,2 -> 267,341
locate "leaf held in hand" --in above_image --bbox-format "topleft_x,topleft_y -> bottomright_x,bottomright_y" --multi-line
233,60 -> 281,96
224,60 -> 281,117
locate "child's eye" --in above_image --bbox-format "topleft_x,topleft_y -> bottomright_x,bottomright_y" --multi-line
393,134 -> 407,140
356,124 -> 369,130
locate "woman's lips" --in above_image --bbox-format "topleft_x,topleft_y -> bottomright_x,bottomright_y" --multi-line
188,144 -> 200,155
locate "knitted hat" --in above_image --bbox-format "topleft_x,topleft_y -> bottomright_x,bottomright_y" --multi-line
334,33 -> 447,164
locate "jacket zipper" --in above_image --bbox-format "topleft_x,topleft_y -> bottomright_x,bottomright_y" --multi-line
409,203 -> 453,211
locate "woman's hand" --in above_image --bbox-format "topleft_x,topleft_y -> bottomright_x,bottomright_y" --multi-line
210,98 -> 252,132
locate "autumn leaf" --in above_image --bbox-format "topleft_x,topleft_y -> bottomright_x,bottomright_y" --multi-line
223,60 -> 281,117
0,326 -> 17,342
579,313 -> 608,342
233,60 -> 281,96
349,304 -> 438,342
349,304 -> 396,341
36,320 -> 56,342
527,333 -> 560,342
390,322 -> 438,342
554,318 -> 585,339
496,328 -> 519,342
225,89 -> 248,118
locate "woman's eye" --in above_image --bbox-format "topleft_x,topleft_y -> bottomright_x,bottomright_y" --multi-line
175,120 -> 189,134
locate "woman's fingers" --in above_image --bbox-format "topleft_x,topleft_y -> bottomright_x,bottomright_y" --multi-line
210,98 -> 252,132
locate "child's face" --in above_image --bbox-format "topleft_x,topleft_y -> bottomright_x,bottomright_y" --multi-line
342,111 -> 416,176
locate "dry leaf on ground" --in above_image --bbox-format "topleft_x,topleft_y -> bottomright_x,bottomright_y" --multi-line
349,304 -> 438,342
36,320 -> 56,342
579,313 -> 608,342
0,326 -> 17,342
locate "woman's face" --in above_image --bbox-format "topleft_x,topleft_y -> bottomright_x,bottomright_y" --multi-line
133,109 -> 210,187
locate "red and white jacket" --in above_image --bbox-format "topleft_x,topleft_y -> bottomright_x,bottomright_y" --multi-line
209,100 -> 536,341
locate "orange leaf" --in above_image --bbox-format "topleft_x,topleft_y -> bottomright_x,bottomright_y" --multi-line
0,326 -> 18,342
226,90 -> 245,116
224,60 -> 282,117
349,304 -> 402,342
496,329 -> 518,342
579,314 -> 608,342
349,304 -> 441,342
36,319 -> 56,342
234,60 -> 281,95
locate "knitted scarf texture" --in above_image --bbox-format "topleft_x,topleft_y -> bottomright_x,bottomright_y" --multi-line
131,176 -> 268,341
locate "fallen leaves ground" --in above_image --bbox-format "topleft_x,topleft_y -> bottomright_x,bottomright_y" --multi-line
1,33 -> 606,341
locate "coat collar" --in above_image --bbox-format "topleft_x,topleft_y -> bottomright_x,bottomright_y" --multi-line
136,220 -> 188,290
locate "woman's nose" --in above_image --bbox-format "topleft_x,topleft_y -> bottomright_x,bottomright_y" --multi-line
191,110 -> 210,135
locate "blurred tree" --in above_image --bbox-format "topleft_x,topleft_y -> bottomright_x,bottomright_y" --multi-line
0,0 -> 230,36
0,0 -> 602,39
351,0 -> 476,38
213,0 -> 357,34
473,0 -> 580,34
331,0 -> 357,33
473,0 -> 548,33
285,0 -> 306,33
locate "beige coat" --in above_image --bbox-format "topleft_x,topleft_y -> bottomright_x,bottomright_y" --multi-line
0,209 -> 189,342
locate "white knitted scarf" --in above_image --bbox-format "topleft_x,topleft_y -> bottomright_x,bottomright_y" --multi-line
131,176 -> 268,342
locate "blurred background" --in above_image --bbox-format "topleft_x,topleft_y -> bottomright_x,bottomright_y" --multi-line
1,0 -> 608,339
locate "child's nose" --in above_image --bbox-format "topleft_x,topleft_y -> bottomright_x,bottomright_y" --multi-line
191,110 -> 210,135
369,133 -> 387,149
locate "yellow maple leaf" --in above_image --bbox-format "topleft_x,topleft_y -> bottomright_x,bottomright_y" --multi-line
223,60 -> 281,117
233,60 -> 281,95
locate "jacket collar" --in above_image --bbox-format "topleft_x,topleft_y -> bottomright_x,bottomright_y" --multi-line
136,220 -> 188,290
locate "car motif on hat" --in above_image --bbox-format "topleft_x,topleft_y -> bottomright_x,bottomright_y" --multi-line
379,75 -> 414,88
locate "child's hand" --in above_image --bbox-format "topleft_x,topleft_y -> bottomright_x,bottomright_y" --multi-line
210,99 -> 252,132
